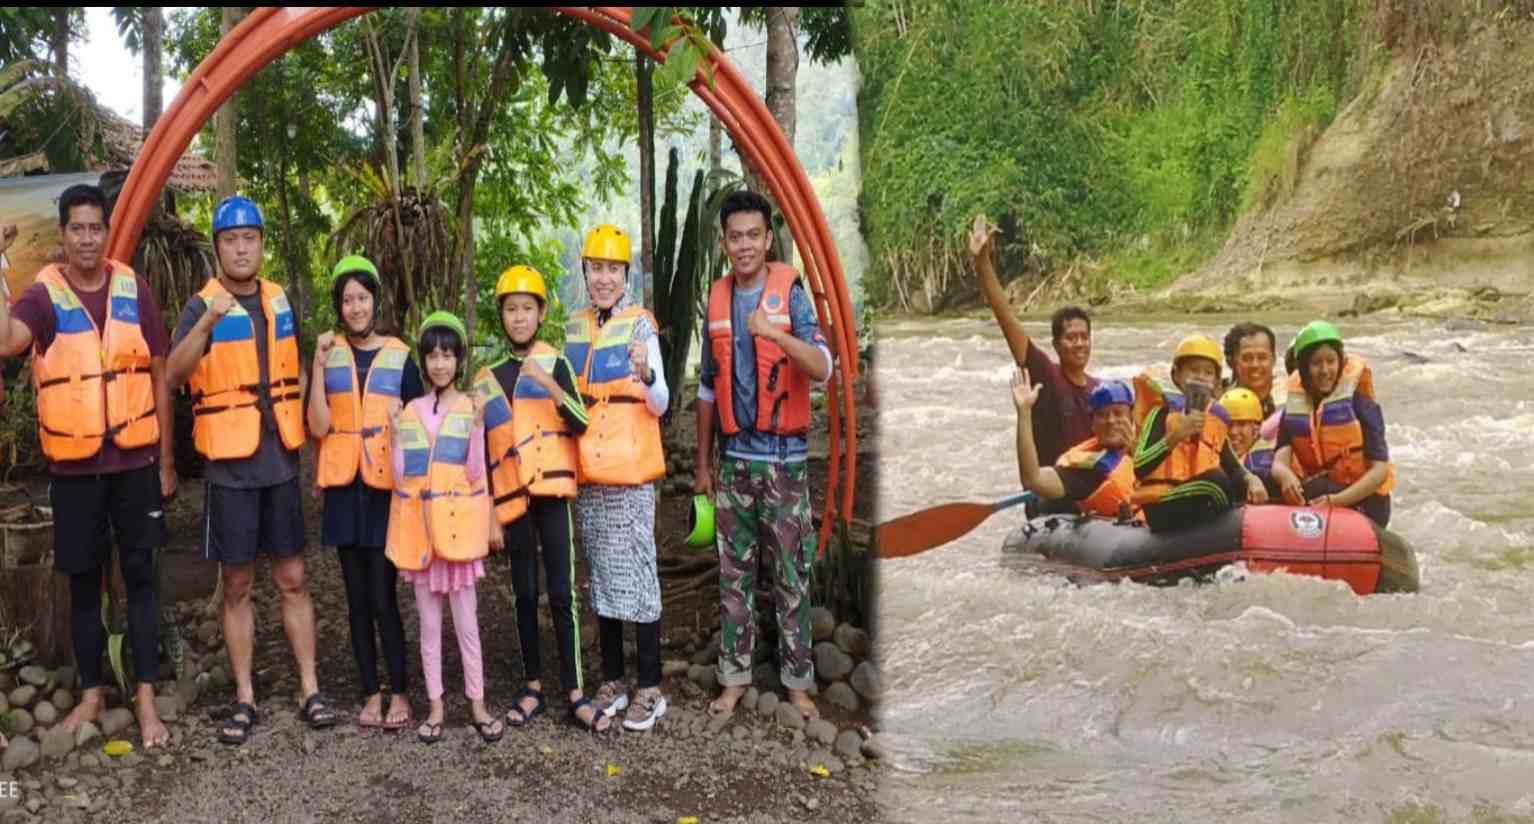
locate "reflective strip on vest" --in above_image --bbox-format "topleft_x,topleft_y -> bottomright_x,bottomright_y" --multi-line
1283,357 -> 1395,495
704,262 -> 812,437
317,338 -> 409,490
567,307 -> 666,485
385,410 -> 434,571
189,279 -> 305,461
474,365 -> 529,525
511,342 -> 578,498
1056,438 -> 1135,518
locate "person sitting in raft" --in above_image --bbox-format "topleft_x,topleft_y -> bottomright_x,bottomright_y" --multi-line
1222,321 -> 1282,440
1011,369 -> 1136,519
1131,334 -> 1268,532
1219,387 -> 1279,498
1269,321 -> 1395,527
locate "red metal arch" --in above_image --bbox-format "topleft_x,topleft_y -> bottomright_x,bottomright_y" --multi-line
108,6 -> 858,550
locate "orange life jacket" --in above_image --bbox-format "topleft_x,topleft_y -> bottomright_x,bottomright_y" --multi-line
705,262 -> 812,437
30,262 -> 158,462
511,342 -> 579,498
384,396 -> 489,570
472,364 -> 529,525
564,306 -> 666,485
1282,356 -> 1396,495
1131,372 -> 1230,505
316,337 -> 410,490
188,278 -> 304,461
1055,438 -> 1135,518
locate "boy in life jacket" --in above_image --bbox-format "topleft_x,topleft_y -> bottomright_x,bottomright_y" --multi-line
1011,369 -> 1136,519
1131,334 -> 1268,532
305,255 -> 425,730
166,195 -> 337,744
1270,321 -> 1395,527
472,266 -> 605,732
563,225 -> 672,731
695,191 -> 834,722
0,184 -> 175,747
1220,387 -> 1280,499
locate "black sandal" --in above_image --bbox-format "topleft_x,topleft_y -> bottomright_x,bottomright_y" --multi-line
417,721 -> 443,744
218,702 -> 259,746
567,697 -> 610,733
473,718 -> 504,743
300,693 -> 338,729
506,687 -> 545,728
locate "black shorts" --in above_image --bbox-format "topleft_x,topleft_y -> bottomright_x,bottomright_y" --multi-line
49,463 -> 167,575
202,477 -> 307,565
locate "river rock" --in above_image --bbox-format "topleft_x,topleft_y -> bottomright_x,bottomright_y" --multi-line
774,701 -> 805,730
740,687 -> 759,714
16,668 -> 47,690
756,692 -> 779,719
100,708 -> 134,737
661,659 -> 689,678
39,728 -> 73,760
153,695 -> 181,721
690,645 -> 716,666
0,694 -> 7,714
861,735 -> 887,761
834,729 -> 864,761
31,702 -> 56,727
0,737 -> 38,771
79,754 -> 100,770
6,687 -> 35,709
809,607 -> 836,643
55,776 -> 77,790
813,643 -> 853,682
50,690 -> 73,713
55,666 -> 75,691
806,719 -> 837,747
752,662 -> 778,688
850,661 -> 882,702
74,721 -> 101,749
207,666 -> 229,690
5,710 -> 32,736
823,682 -> 860,712
196,621 -> 220,648
809,749 -> 844,774
687,664 -> 705,685
832,624 -> 869,658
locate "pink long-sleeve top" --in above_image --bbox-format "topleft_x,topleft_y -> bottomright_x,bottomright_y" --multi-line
393,391 -> 488,593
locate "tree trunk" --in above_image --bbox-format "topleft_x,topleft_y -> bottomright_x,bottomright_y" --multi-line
761,6 -> 800,264
455,176 -> 478,344
637,52 -> 656,309
214,7 -> 245,201
407,27 -> 427,191
709,113 -> 722,175
50,9 -> 68,77
144,8 -> 168,214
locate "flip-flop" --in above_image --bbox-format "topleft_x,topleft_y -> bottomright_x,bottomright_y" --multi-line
473,718 -> 504,743
416,721 -> 442,745
380,706 -> 413,731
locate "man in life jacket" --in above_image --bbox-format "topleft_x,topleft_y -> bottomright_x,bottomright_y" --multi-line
1011,370 -> 1136,519
1132,334 -> 1268,532
166,195 -> 337,744
695,190 -> 833,722
0,184 -> 175,747
1270,321 -> 1395,527
971,214 -> 1098,465
1222,321 -> 1283,441
1220,386 -> 1279,498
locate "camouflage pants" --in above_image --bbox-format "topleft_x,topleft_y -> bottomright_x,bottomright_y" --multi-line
715,458 -> 815,690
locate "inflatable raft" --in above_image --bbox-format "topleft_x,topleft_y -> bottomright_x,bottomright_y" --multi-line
1001,504 -> 1419,594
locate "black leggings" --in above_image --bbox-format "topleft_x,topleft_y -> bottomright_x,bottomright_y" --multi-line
337,545 -> 408,696
598,616 -> 661,689
71,545 -> 159,689
506,495 -> 582,693
1142,470 -> 1241,533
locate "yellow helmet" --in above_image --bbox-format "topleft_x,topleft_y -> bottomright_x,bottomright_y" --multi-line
1172,334 -> 1223,370
581,224 -> 631,264
1218,387 -> 1263,423
495,265 -> 547,305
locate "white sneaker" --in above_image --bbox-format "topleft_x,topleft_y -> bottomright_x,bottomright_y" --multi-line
594,679 -> 628,719
622,688 -> 667,731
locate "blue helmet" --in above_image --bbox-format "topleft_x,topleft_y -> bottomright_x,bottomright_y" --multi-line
212,195 -> 263,236
1088,379 -> 1133,412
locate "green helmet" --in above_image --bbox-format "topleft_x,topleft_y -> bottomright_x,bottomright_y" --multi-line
418,310 -> 467,344
686,494 -> 716,549
1291,320 -> 1342,360
332,254 -> 380,284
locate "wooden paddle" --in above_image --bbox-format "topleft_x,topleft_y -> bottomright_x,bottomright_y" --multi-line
874,492 -> 1035,559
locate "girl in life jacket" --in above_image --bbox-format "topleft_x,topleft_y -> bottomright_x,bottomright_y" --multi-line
1270,321 -> 1395,527
1131,334 -> 1268,532
1219,386 -> 1281,500
385,311 -> 502,745
1011,371 -> 1137,520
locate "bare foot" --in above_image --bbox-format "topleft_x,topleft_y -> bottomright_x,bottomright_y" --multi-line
385,694 -> 412,728
786,688 -> 820,721
708,685 -> 747,717
56,688 -> 104,735
357,693 -> 384,727
135,687 -> 170,748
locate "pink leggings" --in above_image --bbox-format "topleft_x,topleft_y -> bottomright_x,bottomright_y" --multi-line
413,581 -> 484,701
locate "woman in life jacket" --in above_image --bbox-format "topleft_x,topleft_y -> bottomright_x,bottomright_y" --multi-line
1011,370 -> 1136,519
564,225 -> 671,731
306,256 -> 423,730
386,311 -> 502,745
1270,321 -> 1395,527
1132,334 -> 1268,532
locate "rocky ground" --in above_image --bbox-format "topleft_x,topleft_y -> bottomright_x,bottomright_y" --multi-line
0,387 -> 883,824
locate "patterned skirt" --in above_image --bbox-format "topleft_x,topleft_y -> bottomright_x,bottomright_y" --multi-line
575,483 -> 661,623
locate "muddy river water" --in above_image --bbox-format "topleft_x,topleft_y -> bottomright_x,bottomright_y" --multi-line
874,315 -> 1534,822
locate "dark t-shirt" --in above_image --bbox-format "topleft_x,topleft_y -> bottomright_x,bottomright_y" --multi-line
11,266 -> 169,476
488,352 -> 588,435
172,292 -> 299,489
1023,339 -> 1098,466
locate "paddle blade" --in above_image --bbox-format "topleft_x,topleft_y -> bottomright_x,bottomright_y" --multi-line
873,502 -> 997,559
